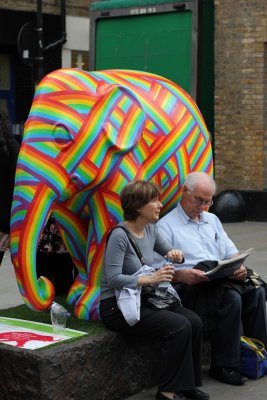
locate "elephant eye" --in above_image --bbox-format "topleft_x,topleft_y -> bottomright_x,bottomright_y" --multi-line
53,124 -> 73,147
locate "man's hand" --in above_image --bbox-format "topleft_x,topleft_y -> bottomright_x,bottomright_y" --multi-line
173,268 -> 209,285
230,264 -> 247,281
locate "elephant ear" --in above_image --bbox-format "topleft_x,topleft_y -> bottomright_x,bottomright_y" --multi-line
100,85 -> 146,152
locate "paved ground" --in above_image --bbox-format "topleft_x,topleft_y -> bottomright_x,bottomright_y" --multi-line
0,252 -> 23,309
1,221 -> 267,399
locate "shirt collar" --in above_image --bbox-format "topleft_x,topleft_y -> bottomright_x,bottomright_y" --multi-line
177,202 -> 208,224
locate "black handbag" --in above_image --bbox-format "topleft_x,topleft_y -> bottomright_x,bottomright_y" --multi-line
145,292 -> 179,310
107,226 -> 179,310
193,261 -> 267,299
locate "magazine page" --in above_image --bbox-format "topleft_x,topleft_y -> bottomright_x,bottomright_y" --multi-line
205,248 -> 254,280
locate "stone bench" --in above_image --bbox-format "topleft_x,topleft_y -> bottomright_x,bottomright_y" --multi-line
0,329 -> 210,400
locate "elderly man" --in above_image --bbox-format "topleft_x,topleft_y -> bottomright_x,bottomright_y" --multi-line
155,171 -> 267,386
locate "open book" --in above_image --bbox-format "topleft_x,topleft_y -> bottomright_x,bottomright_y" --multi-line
200,248 -> 254,280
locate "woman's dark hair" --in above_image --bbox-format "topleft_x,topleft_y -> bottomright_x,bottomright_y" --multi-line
120,180 -> 161,220
0,106 -> 16,156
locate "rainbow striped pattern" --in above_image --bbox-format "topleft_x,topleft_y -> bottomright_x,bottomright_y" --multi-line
10,68 -> 213,320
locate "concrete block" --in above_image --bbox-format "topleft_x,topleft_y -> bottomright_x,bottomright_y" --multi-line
0,330 -> 211,400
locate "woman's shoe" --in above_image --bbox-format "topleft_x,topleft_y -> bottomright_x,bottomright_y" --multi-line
180,388 -> 209,400
156,392 -> 172,400
156,392 -> 186,400
174,393 -> 187,400
156,392 -> 170,400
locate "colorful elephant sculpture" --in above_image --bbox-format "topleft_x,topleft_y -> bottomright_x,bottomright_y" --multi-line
10,68 -> 213,320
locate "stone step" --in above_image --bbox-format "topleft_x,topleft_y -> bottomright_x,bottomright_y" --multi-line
0,330 -> 210,400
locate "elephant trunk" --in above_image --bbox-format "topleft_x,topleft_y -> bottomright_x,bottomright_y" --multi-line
10,185 -> 57,311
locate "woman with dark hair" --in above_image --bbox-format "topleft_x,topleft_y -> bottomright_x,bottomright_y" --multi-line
0,107 -> 19,265
100,180 -> 209,400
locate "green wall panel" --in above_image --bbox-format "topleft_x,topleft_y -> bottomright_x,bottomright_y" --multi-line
95,12 -> 193,94
90,0 -> 214,135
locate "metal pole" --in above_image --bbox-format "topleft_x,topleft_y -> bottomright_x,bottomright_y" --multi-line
36,0 -> 44,84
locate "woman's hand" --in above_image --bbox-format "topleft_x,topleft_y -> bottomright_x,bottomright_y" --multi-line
151,264 -> 175,284
138,264 -> 175,286
166,249 -> 184,264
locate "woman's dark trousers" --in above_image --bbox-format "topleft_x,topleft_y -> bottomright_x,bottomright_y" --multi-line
100,297 -> 203,393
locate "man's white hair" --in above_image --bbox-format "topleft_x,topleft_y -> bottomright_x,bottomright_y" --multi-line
183,171 -> 216,192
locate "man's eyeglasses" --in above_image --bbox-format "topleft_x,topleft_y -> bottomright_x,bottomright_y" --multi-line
189,192 -> 213,207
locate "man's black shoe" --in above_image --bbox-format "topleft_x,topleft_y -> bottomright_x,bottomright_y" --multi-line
180,388 -> 210,400
209,365 -> 248,385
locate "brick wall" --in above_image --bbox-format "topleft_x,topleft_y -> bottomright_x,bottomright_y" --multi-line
214,0 -> 267,191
